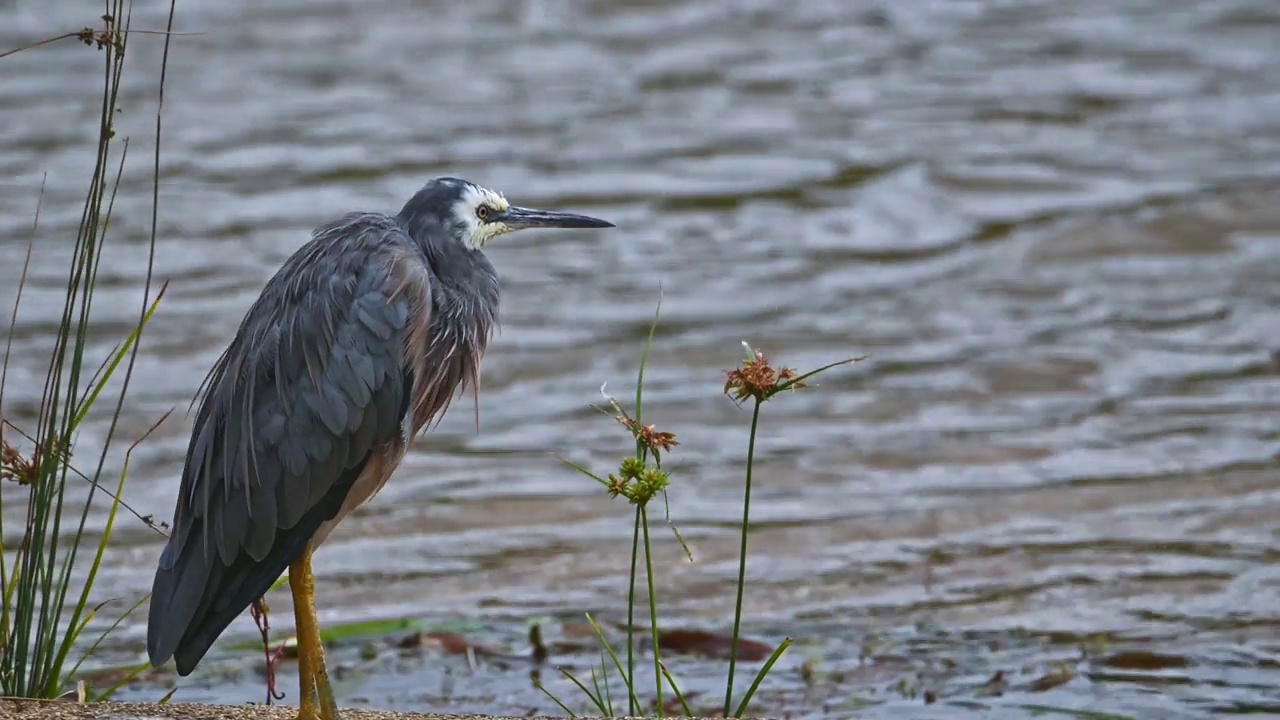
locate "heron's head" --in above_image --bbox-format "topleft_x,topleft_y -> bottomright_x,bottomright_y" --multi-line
399,177 -> 614,250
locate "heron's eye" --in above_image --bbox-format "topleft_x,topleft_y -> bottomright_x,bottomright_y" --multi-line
476,205 -> 492,222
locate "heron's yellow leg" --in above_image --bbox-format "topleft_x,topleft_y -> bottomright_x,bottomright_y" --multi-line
290,542 -> 339,720
295,606 -> 316,710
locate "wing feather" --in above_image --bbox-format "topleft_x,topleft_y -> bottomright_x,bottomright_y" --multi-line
146,213 -> 429,674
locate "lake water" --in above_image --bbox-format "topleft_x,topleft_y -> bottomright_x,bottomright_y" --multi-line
3,0 -> 1280,717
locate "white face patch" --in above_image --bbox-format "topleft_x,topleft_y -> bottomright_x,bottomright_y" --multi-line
451,183 -> 512,248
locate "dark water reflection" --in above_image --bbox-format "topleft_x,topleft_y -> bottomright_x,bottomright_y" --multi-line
2,0 -> 1280,717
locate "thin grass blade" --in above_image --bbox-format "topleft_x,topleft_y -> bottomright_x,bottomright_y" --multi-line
584,612 -> 641,713
555,454 -> 610,488
53,410 -> 170,691
660,660 -> 693,718
71,284 -> 167,430
599,646 -> 614,717
589,664 -> 611,717
660,490 -> 693,561
67,593 -> 148,687
629,292 -> 662,467
535,680 -> 578,718
733,637 -> 792,718
558,668 -> 607,716
0,175 -> 44,423
90,659 -> 152,702
775,356 -> 866,394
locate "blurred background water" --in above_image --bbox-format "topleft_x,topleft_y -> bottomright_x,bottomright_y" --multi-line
3,0 -> 1280,717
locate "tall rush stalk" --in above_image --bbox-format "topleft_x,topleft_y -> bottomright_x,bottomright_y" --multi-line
0,0 -> 176,697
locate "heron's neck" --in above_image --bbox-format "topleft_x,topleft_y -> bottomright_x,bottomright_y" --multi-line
394,215 -> 499,434
401,220 -> 499,327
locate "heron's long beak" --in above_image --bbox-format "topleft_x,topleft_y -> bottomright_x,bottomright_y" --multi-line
499,206 -> 615,230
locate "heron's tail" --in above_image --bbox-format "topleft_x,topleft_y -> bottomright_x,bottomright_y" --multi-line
146,457 -> 369,676
147,528 -> 300,675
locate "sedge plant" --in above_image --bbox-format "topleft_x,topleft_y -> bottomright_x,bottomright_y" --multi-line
542,296 -> 860,718
0,0 -> 178,699
542,298 -> 690,719
718,342 -> 862,717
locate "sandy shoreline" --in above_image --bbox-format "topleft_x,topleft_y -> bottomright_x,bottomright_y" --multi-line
0,700 -> 705,720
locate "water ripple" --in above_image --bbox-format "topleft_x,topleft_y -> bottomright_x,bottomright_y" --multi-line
3,0 -> 1280,716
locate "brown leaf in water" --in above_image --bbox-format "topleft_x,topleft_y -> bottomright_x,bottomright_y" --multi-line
976,670 -> 1006,697
658,628 -> 772,661
644,691 -> 706,716
398,630 -> 499,656
559,620 -> 600,640
1028,668 -> 1074,692
539,620 -> 615,655
1100,650 -> 1189,670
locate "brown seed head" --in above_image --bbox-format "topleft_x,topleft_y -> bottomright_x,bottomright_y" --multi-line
0,430 -> 72,488
638,423 -> 678,453
617,416 -> 679,458
724,349 -> 799,402
0,435 -> 62,488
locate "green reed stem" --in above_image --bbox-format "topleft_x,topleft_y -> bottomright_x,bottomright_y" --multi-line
642,506 -> 664,718
0,0 -> 177,696
626,504 -> 641,716
723,397 -> 763,717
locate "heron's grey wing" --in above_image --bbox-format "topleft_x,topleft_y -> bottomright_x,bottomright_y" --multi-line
146,213 -> 429,674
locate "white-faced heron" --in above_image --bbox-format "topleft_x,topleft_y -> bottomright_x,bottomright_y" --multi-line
145,177 -> 614,719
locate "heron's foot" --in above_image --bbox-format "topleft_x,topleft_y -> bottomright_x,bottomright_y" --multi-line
294,644 -> 339,720
291,542 -> 340,720
295,668 -> 339,720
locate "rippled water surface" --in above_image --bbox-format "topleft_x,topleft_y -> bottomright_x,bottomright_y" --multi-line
4,0 -> 1280,717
